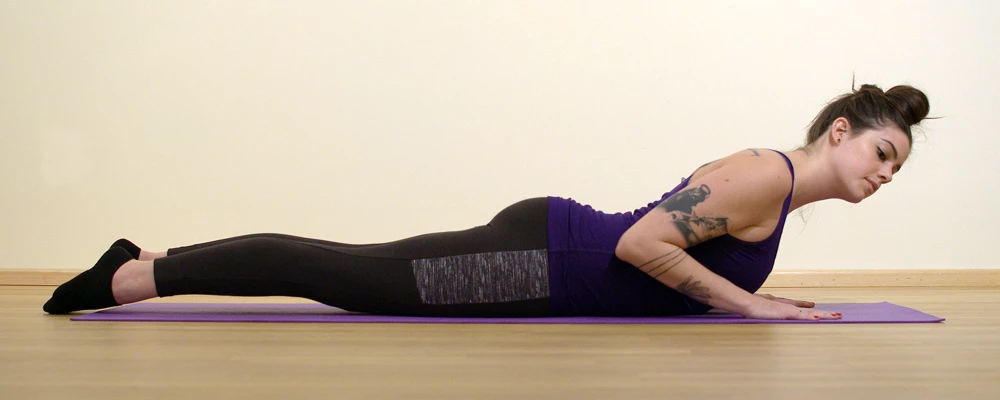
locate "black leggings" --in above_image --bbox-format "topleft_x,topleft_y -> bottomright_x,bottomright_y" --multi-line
152,198 -> 551,317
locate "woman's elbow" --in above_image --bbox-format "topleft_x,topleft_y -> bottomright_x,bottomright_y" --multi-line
616,229 -> 683,266
615,231 -> 639,264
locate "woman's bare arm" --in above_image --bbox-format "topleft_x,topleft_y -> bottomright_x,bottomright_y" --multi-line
618,239 -> 760,315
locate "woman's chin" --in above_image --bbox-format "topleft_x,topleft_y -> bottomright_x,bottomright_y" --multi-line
844,190 -> 866,204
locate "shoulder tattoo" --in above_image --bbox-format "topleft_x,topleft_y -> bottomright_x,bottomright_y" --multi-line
657,184 -> 729,247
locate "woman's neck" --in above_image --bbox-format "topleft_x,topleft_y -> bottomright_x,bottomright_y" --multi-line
785,148 -> 842,211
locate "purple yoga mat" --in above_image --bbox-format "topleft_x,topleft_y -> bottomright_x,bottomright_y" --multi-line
70,302 -> 943,324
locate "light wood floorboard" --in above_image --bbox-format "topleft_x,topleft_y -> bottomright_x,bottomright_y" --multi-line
2,286 -> 998,400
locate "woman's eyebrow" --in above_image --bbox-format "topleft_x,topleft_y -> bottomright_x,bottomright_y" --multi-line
880,138 -> 899,159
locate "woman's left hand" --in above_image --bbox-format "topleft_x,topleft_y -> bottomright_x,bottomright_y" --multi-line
754,293 -> 815,308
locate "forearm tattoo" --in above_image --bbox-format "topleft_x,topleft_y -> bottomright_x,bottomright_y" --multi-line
677,276 -> 712,304
638,250 -> 713,304
656,184 -> 729,247
637,248 -> 688,279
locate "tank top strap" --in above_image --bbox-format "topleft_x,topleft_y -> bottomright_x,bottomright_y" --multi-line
768,149 -> 795,215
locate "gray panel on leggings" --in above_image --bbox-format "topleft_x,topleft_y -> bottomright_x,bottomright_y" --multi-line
412,249 -> 549,305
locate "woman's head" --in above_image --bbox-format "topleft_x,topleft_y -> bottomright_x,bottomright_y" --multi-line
805,84 -> 929,150
804,84 -> 930,203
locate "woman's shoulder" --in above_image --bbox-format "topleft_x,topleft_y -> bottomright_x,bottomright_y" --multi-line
689,148 -> 793,187
620,148 -> 794,251
684,148 -> 794,207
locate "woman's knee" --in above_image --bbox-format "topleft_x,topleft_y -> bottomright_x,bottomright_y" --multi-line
222,237 -> 312,261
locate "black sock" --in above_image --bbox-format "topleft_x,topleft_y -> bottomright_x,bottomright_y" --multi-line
43,247 -> 134,314
111,238 -> 141,259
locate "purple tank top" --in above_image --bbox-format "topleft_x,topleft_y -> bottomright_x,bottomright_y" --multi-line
546,150 -> 795,316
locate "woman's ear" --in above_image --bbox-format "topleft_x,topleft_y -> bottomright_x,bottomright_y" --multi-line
829,117 -> 851,145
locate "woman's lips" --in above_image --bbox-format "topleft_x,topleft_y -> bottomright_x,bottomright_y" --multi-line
866,179 -> 878,193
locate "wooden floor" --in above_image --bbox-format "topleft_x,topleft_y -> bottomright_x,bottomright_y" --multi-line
2,286 -> 999,400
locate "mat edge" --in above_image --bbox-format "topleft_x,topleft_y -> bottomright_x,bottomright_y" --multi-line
69,302 -> 945,324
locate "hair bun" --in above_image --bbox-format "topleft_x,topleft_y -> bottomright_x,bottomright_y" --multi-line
885,85 -> 930,127
856,84 -> 885,95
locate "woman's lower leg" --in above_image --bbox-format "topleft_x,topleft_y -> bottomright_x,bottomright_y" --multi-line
111,260 -> 159,304
137,250 -> 167,261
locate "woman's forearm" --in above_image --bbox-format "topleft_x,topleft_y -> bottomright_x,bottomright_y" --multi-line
617,240 -> 759,315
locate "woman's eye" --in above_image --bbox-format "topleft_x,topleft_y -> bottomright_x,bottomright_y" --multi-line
877,148 -> 886,161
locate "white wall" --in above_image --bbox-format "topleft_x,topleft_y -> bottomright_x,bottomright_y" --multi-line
1,1 -> 996,270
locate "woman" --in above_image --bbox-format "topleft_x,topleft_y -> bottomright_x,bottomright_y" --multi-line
44,83 -> 929,320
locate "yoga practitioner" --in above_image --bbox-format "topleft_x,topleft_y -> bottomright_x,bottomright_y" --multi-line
44,83 -> 929,320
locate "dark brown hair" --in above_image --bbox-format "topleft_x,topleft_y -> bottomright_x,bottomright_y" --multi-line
806,84 -> 930,148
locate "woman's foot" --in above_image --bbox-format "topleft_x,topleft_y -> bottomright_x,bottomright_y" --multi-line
110,238 -> 141,259
43,247 -> 134,314
110,238 -> 167,261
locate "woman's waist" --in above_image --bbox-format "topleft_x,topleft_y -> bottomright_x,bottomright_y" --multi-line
547,196 -> 635,252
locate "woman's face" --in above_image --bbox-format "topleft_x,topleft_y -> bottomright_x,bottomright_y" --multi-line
834,120 -> 911,203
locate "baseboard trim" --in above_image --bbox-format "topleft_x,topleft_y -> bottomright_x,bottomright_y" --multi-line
1,268 -> 998,288
0,269 -> 82,286
760,269 -> 999,288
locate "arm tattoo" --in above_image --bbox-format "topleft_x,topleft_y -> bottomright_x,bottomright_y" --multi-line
747,148 -> 760,156
657,184 -> 729,247
677,276 -> 712,304
670,214 -> 728,247
661,184 -> 711,214
636,248 -> 681,271
637,248 -> 688,278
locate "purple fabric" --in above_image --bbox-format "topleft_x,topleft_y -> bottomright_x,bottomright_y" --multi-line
70,302 -> 943,324
546,149 -> 797,317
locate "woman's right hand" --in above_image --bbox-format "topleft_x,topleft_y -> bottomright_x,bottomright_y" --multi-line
742,297 -> 843,320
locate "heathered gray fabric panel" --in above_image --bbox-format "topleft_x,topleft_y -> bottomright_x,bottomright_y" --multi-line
412,250 -> 549,305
